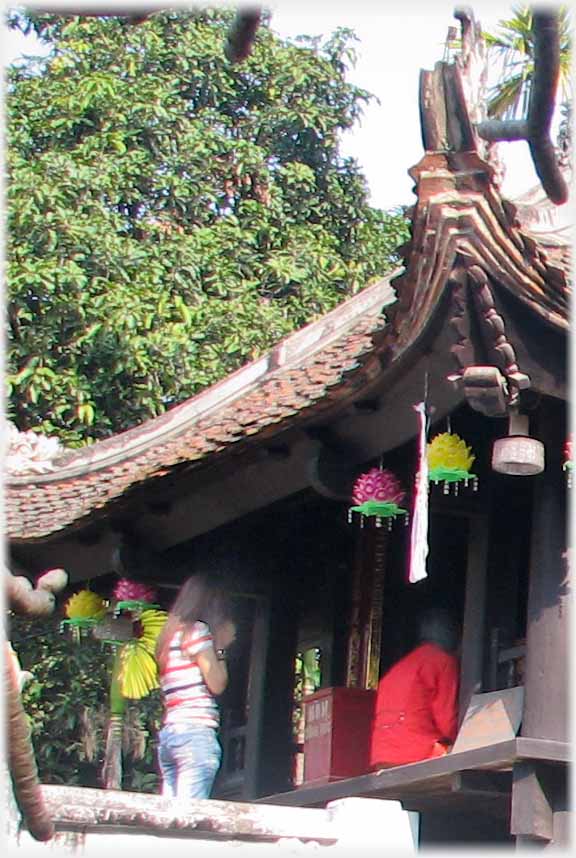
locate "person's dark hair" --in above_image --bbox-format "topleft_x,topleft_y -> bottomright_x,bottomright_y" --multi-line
417,607 -> 460,653
156,574 -> 232,671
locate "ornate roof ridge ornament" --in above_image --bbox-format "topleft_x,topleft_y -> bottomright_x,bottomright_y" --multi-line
4,422 -> 65,476
419,7 -> 501,178
422,9 -> 568,205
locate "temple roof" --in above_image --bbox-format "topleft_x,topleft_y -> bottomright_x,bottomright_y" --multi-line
6,276 -> 397,540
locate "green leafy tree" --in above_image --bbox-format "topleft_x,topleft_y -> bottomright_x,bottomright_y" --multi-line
484,5 -> 572,119
10,614 -> 163,791
6,9 -> 409,446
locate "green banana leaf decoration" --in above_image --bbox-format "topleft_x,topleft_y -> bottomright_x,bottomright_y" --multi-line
100,603 -> 167,788
105,604 -> 167,787
62,581 -> 167,788
117,609 -> 167,699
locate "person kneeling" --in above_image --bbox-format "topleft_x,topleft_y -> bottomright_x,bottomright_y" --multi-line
369,607 -> 460,770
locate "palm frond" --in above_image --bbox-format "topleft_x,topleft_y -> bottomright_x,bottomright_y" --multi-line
487,72 -> 532,119
484,5 -> 572,120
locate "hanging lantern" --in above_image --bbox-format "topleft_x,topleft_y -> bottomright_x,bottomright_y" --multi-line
427,432 -> 477,495
349,467 -> 408,529
61,590 -> 108,641
113,578 -> 160,615
563,435 -> 573,487
492,411 -> 544,476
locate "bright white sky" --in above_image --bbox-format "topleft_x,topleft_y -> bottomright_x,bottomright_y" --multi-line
2,0 -> 551,208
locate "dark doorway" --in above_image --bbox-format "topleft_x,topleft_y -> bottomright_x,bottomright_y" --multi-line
214,592 -> 269,800
379,510 -> 469,674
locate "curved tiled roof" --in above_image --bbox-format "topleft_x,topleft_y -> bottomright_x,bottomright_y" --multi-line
6,276 -> 397,540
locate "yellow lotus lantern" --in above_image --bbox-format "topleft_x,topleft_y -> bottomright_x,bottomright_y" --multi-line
427,432 -> 477,495
65,589 -> 107,620
63,590 -> 107,639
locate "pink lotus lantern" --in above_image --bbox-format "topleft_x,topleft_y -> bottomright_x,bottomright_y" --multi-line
349,467 -> 408,529
113,578 -> 159,613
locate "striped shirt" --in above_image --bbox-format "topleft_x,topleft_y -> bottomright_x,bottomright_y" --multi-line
159,622 -> 219,729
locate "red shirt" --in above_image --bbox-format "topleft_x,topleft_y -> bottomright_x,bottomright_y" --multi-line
370,642 -> 459,767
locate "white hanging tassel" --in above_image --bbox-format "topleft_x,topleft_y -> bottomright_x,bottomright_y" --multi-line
409,401 -> 429,583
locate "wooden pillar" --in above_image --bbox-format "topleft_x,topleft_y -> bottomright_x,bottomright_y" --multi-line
346,523 -> 387,689
521,400 -> 568,742
257,588 -> 299,797
365,527 -> 387,690
243,595 -> 270,800
511,398 -> 569,845
458,513 -> 489,718
345,528 -> 370,688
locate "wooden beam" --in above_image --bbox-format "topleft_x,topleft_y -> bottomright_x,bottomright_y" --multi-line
552,811 -> 571,848
40,784 -> 338,841
259,739 -> 519,807
510,761 -> 555,841
258,737 -> 568,809
515,737 -> 570,765
306,440 -> 360,501
451,770 -> 511,798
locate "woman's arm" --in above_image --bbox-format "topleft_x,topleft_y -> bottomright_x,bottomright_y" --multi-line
196,620 -> 237,696
197,646 -> 229,696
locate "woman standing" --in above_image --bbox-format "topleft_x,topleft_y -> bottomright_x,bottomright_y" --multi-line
155,575 -> 237,799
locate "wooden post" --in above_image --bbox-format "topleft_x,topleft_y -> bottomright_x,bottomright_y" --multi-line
242,596 -> 270,800
365,528 -> 387,690
458,514 -> 489,719
512,398 -> 568,844
521,400 -> 568,742
511,761 -> 568,846
345,526 -> 374,688
256,589 -> 299,797
346,523 -> 387,689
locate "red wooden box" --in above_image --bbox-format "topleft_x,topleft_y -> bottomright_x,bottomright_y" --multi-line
301,687 -> 376,786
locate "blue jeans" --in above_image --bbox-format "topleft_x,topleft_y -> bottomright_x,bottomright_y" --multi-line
158,723 -> 222,800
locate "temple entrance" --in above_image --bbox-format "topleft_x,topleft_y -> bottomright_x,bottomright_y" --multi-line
378,510 -> 469,676
214,592 -> 270,801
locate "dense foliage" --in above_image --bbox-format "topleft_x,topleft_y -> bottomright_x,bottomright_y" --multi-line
11,614 -> 163,791
6,9 -> 409,445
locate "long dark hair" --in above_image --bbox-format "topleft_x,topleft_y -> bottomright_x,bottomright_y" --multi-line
156,574 -> 232,671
